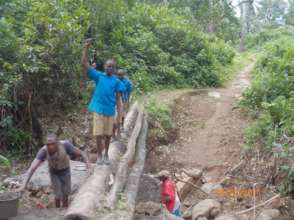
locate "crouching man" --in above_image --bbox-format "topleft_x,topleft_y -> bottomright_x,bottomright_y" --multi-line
156,170 -> 182,217
18,133 -> 90,208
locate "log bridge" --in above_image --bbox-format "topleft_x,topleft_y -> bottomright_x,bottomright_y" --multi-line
65,102 -> 148,220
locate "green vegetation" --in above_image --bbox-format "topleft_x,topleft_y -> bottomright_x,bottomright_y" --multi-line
0,0 -> 238,153
218,52 -> 256,83
1,1 -> 294,198
246,26 -> 294,50
0,154 -> 11,169
146,101 -> 173,131
241,28 -> 294,195
145,99 -> 174,147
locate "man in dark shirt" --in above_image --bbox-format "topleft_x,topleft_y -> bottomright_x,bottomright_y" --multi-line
18,133 -> 90,208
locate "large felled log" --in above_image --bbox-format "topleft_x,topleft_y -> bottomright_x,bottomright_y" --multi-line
115,116 -> 148,220
64,103 -> 139,220
106,110 -> 144,209
122,102 -> 139,137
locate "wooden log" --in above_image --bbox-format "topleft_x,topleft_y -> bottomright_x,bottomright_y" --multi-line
106,111 -> 144,209
119,102 -> 140,153
64,103 -> 140,220
65,141 -> 121,220
115,116 -> 148,220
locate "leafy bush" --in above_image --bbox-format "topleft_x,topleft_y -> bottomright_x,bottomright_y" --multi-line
0,0 -> 235,153
146,101 -> 172,130
241,39 -> 294,195
107,4 -> 235,90
241,40 -> 294,114
0,155 -> 11,168
245,26 -> 294,50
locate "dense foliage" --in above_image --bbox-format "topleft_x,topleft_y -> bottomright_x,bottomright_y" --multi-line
245,26 -> 294,49
0,0 -> 236,153
241,36 -> 294,195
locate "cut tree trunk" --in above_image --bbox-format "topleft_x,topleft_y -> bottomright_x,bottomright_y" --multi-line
64,103 -> 140,220
105,116 -> 148,220
106,110 -> 144,209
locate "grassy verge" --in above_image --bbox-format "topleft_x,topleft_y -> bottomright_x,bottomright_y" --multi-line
143,92 -> 182,149
217,51 -> 257,84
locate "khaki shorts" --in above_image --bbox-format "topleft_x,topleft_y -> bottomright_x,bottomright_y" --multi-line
93,113 -> 114,136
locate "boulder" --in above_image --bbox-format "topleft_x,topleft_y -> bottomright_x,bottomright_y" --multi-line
176,169 -> 202,200
192,199 -> 221,220
257,209 -> 281,220
137,174 -> 161,203
4,160 -> 91,194
215,214 -> 239,220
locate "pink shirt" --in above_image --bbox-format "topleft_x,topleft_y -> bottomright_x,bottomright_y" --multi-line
161,178 -> 176,212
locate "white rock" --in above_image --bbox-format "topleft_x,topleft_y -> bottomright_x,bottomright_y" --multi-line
192,199 -> 221,220
257,209 -> 281,220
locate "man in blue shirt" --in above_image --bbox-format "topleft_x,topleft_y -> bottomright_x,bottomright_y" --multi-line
82,39 -> 124,165
116,69 -> 132,126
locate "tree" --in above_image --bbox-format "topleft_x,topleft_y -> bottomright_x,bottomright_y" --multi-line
285,0 -> 294,26
257,0 -> 287,26
239,0 -> 257,51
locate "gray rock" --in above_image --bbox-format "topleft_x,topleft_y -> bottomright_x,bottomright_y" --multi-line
137,174 -> 161,203
192,199 -> 221,220
4,160 -> 91,194
257,209 -> 281,220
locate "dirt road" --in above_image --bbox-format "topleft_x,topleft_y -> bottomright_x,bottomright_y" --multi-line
146,63 -> 255,182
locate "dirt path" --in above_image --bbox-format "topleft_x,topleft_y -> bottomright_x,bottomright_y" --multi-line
146,63 -> 255,182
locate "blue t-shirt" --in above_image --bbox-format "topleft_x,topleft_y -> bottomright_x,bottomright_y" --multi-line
87,68 -> 125,117
120,78 -> 132,103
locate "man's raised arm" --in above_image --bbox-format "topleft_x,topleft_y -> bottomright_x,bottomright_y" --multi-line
81,38 -> 92,74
